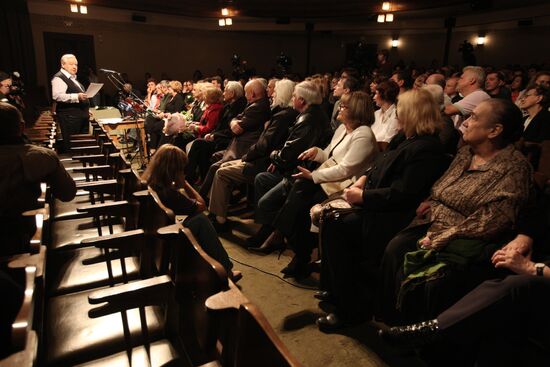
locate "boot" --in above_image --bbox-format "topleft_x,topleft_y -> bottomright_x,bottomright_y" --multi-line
248,230 -> 285,254
378,319 -> 440,348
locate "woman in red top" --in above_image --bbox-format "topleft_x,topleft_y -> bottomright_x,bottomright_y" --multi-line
189,87 -> 223,138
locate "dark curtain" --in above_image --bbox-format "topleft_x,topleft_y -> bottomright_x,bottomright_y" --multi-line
0,0 -> 37,86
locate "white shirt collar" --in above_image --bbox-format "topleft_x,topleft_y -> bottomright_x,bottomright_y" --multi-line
60,68 -> 76,80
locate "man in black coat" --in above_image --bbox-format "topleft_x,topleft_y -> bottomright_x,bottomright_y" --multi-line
199,79 -> 271,198
208,80 -> 299,229
246,80 -> 332,249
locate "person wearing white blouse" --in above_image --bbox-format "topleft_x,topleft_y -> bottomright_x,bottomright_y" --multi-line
271,91 -> 378,279
371,79 -> 400,149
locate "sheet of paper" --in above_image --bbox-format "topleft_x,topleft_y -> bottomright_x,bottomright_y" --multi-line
97,117 -> 123,124
85,82 -> 103,98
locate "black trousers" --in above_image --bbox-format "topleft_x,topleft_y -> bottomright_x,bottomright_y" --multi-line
321,211 -> 375,321
57,110 -> 89,151
144,115 -> 164,150
273,179 -> 327,260
378,223 -> 501,325
422,275 -> 550,366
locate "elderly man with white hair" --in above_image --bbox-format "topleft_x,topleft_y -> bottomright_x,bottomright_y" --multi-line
444,66 -> 491,130
208,79 -> 299,230
51,54 -> 90,151
198,78 -> 271,198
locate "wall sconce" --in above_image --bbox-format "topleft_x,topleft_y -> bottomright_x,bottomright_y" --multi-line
382,2 -> 391,11
70,4 -> 78,12
477,35 -> 486,45
377,14 -> 385,23
79,5 -> 87,14
221,8 -> 229,16
386,13 -> 394,22
391,37 -> 399,48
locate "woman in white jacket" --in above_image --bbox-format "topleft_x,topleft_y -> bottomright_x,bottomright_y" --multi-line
270,91 -> 378,279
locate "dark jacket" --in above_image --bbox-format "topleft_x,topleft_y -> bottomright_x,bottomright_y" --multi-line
270,104 -> 331,174
242,106 -> 299,177
164,93 -> 185,114
359,132 -> 449,261
222,97 -> 271,161
212,96 -> 247,150
523,109 -> 550,143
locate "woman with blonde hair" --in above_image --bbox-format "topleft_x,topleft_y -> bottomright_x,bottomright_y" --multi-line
142,144 -> 239,280
315,88 -> 449,332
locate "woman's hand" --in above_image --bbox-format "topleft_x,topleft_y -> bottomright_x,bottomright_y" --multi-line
292,166 -> 313,180
419,236 -> 433,249
298,147 -> 318,161
343,186 -> 363,205
204,133 -> 214,142
416,201 -> 432,218
492,249 -> 535,275
495,234 -> 533,259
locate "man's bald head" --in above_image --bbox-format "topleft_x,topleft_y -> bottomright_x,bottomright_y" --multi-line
244,79 -> 266,103
426,73 -> 446,89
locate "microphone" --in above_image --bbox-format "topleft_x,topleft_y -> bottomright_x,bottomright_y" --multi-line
99,68 -> 120,74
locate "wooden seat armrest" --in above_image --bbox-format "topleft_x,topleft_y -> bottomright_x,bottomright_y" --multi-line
80,228 -> 144,249
0,332 -> 37,367
205,281 -> 249,311
157,223 -> 183,237
72,165 -> 113,175
8,245 -> 46,279
76,179 -> 117,190
11,266 -> 37,350
72,154 -> 106,163
70,145 -> 100,150
76,200 -> 130,215
88,275 -> 173,318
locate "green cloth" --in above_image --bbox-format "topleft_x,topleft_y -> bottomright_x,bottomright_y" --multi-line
397,238 -> 489,309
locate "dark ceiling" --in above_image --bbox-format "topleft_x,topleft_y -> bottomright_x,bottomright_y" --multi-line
55,0 -> 546,21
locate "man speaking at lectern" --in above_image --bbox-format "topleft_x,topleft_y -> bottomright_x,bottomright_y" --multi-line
51,54 -> 90,151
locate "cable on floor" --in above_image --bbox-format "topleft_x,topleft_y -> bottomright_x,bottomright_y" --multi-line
229,256 -> 318,291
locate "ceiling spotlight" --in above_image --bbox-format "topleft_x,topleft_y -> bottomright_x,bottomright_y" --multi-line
221,8 -> 229,16
219,18 -> 226,26
477,36 -> 486,45
79,5 -> 87,14
225,18 -> 233,25
386,13 -> 394,22
377,14 -> 385,23
70,4 -> 78,12
382,2 -> 391,11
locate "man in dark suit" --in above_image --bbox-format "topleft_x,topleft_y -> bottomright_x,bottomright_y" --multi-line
199,79 -> 271,198
208,79 -> 299,230
51,54 -> 90,151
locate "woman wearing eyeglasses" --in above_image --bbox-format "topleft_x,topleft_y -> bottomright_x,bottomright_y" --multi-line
517,83 -> 550,143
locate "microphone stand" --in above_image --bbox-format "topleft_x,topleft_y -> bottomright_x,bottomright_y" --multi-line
103,71 -> 149,169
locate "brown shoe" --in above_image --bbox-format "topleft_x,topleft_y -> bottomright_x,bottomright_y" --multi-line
248,230 -> 285,254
